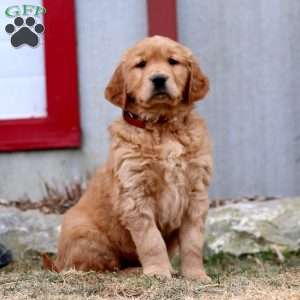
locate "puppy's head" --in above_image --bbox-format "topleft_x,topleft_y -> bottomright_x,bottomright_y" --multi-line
105,36 -> 209,111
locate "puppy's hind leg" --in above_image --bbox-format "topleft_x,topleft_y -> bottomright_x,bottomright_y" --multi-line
56,224 -> 119,272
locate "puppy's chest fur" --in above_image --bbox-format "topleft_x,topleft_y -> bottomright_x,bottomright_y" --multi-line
111,117 -> 211,234
152,137 -> 192,232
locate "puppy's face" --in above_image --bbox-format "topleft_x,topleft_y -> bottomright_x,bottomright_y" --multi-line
105,36 -> 209,111
124,37 -> 189,108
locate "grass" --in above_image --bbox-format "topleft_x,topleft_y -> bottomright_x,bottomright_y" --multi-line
0,251 -> 300,299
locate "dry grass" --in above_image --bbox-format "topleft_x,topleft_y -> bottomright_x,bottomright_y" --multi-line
1,252 -> 299,300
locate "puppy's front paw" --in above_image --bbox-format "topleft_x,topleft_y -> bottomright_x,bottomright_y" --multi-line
182,269 -> 212,283
143,265 -> 172,279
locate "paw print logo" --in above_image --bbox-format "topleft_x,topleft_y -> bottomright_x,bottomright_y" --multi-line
5,17 -> 44,48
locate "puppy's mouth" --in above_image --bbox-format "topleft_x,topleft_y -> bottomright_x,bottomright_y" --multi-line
150,90 -> 172,101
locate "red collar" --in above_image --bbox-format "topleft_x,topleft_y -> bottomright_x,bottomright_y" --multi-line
123,110 -> 168,129
123,110 -> 146,128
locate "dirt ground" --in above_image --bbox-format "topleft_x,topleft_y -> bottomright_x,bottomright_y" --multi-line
0,252 -> 299,300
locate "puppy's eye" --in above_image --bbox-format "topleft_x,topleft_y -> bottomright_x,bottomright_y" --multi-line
168,58 -> 179,66
135,60 -> 146,68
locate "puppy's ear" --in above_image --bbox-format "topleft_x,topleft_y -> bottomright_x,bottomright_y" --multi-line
187,56 -> 209,103
105,63 -> 126,108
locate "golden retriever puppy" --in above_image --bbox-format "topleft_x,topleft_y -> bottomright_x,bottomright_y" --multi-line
51,36 -> 213,281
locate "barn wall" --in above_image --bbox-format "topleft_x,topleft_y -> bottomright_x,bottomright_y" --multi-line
177,0 -> 300,197
0,0 -> 299,201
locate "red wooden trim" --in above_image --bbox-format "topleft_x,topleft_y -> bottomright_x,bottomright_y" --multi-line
147,0 -> 177,40
0,0 -> 80,152
0,118 -> 80,151
43,0 -> 80,146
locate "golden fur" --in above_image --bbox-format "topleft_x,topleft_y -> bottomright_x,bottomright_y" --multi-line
51,36 -> 213,281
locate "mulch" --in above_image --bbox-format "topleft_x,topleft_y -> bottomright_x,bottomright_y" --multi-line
0,182 -> 83,214
0,180 -> 278,215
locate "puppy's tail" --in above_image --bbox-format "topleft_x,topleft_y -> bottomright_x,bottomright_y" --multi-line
41,253 -> 59,272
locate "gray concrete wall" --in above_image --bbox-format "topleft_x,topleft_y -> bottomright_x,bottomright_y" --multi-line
177,0 -> 300,198
1,0 -> 299,201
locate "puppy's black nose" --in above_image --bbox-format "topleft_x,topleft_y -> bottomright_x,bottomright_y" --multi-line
151,75 -> 167,89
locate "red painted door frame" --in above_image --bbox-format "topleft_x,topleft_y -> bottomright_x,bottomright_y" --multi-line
0,0 -> 177,152
0,0 -> 80,151
147,0 -> 177,40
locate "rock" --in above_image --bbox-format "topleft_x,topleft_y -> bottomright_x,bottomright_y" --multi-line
0,198 -> 11,205
1,197 -> 299,259
0,207 -> 61,257
205,197 -> 300,256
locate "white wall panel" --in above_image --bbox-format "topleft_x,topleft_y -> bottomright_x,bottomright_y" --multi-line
0,0 -> 46,119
